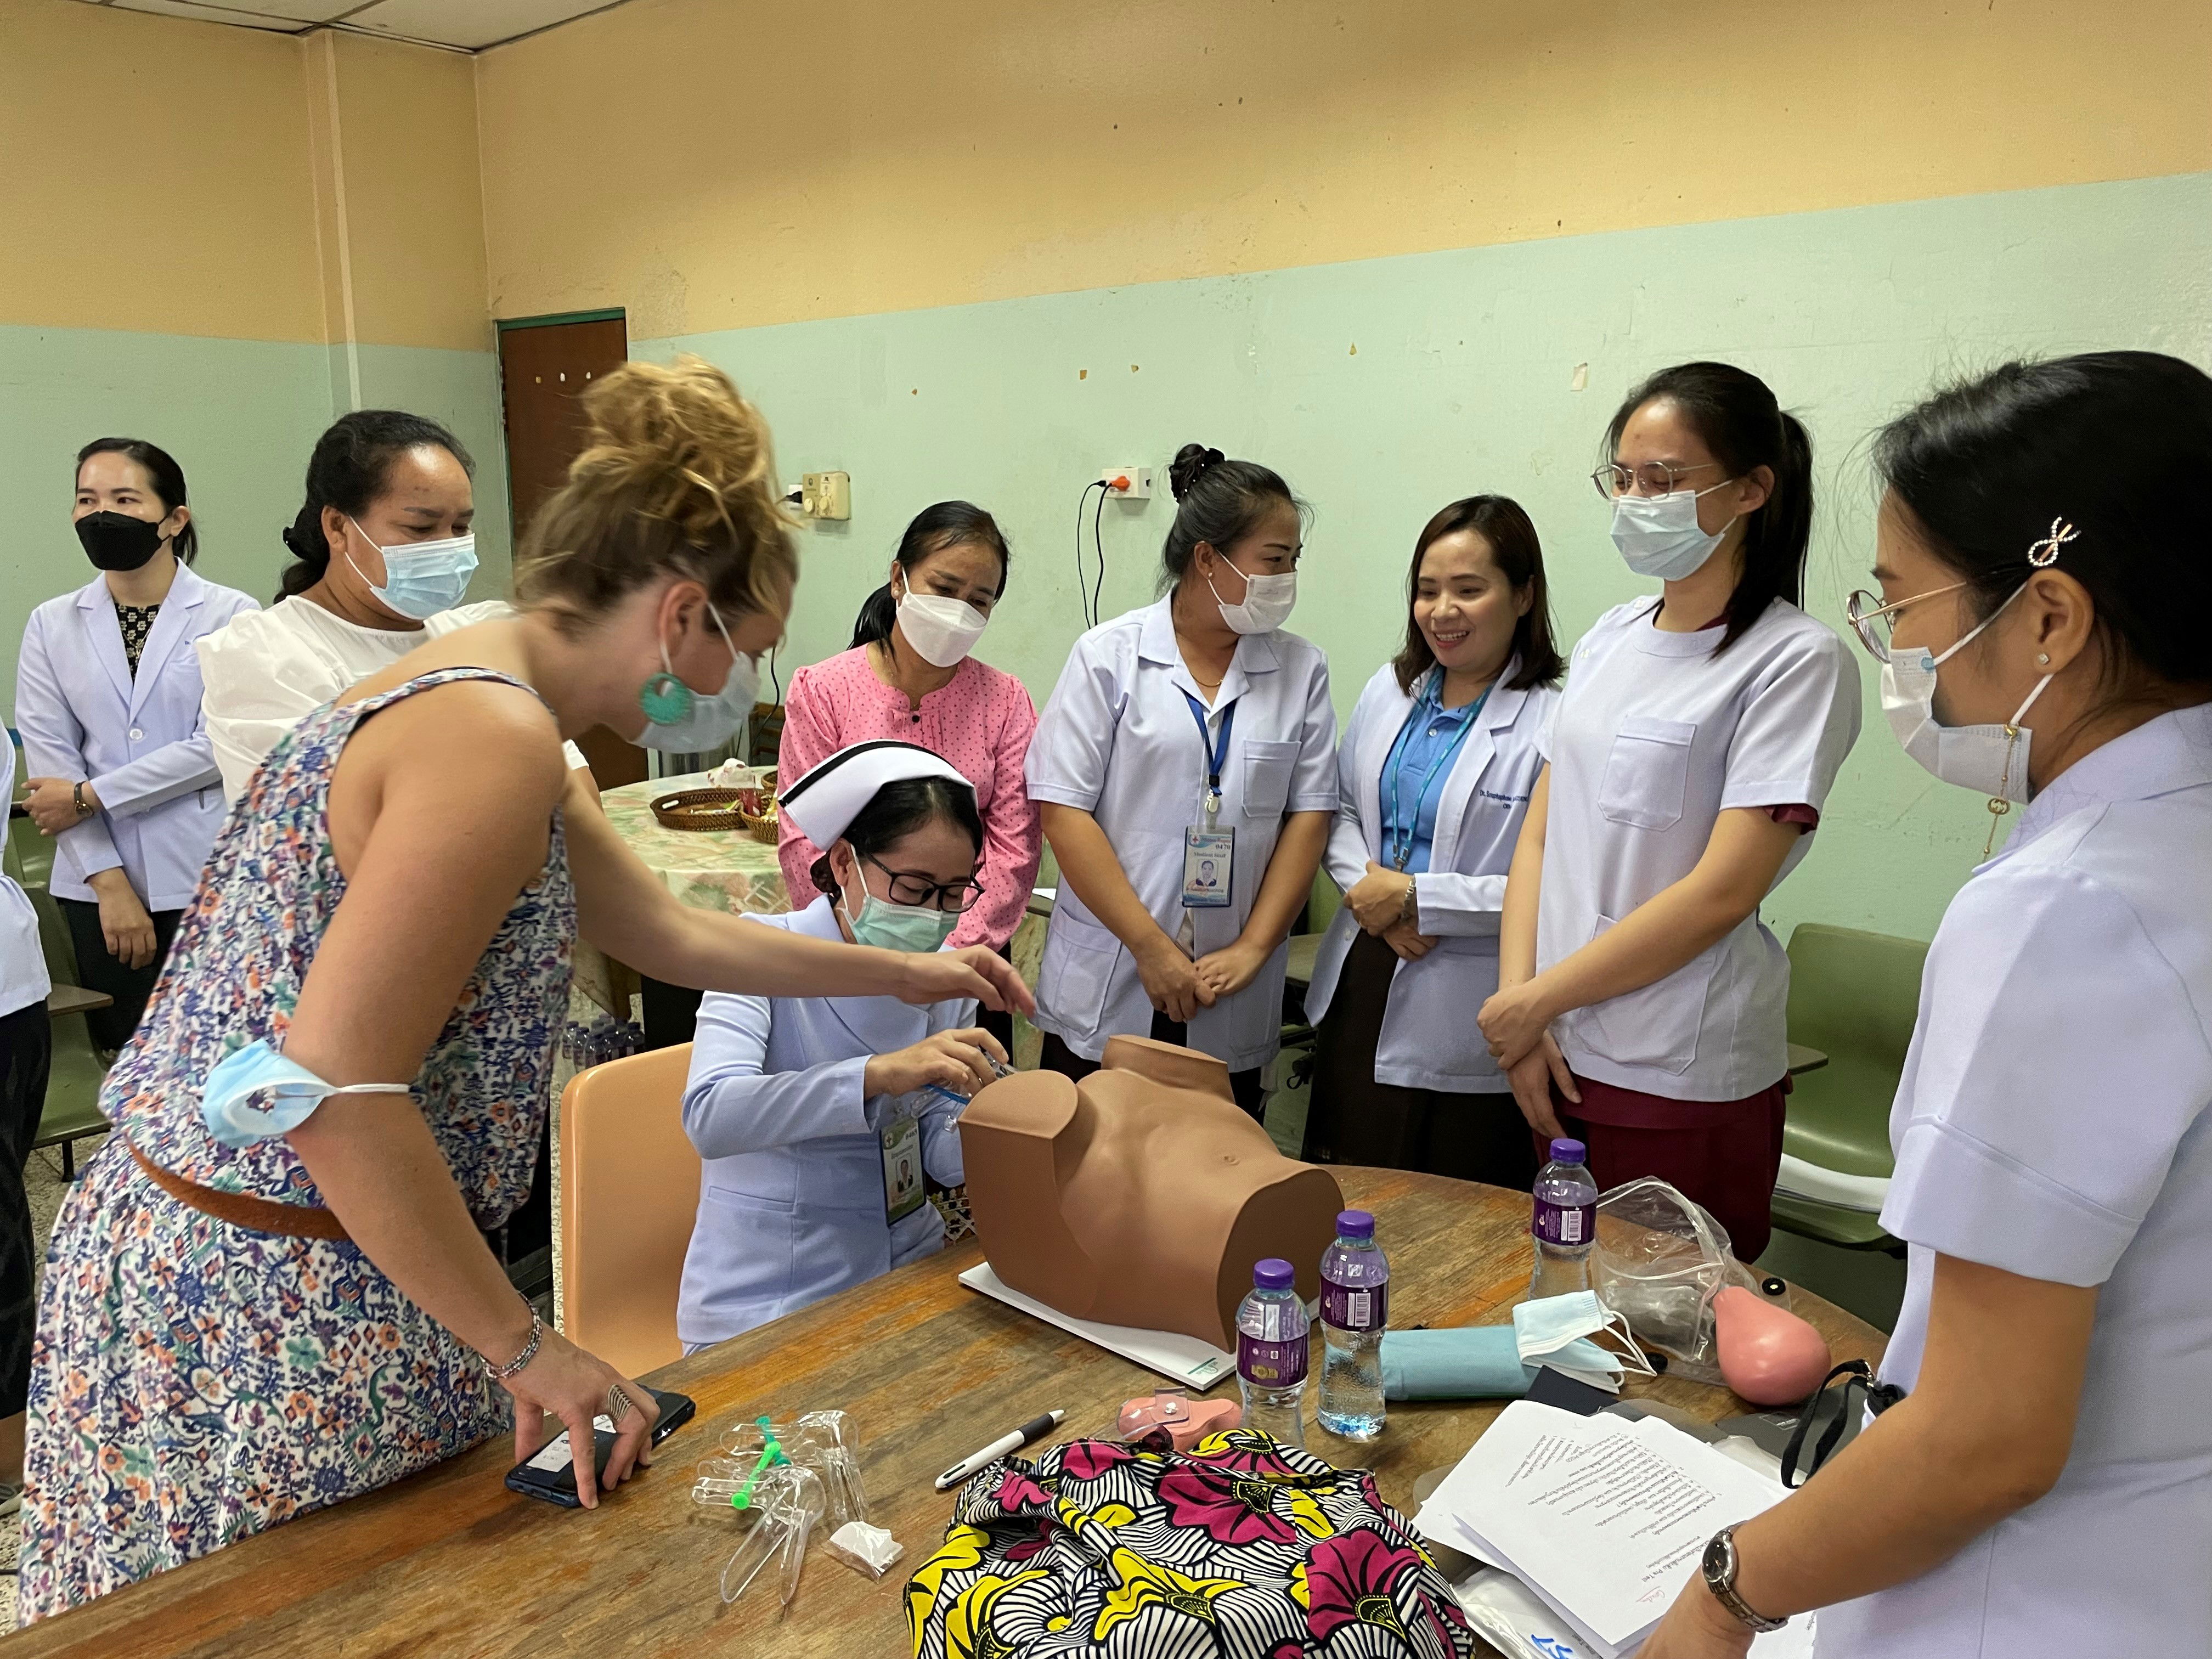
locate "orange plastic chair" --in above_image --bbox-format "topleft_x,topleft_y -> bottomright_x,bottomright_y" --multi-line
557,1043 -> 701,1379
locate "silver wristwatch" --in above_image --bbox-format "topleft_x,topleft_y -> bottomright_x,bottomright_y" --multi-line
1702,1526 -> 1787,1634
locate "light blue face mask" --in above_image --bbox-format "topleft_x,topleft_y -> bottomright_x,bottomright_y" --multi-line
637,603 -> 759,752
200,1039 -> 412,1150
346,517 -> 478,620
839,885 -> 960,954
1513,1290 -> 1656,1378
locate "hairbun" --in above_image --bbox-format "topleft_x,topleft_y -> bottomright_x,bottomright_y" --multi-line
1169,442 -> 1227,503
567,357 -> 787,551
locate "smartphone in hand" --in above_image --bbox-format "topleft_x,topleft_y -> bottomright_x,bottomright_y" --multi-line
505,1387 -> 697,1508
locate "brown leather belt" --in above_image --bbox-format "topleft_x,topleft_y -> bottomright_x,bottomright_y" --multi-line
127,1139 -> 351,1242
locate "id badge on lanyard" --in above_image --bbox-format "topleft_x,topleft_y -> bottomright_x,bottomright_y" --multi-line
882,1107 -> 924,1224
1181,692 -> 1236,910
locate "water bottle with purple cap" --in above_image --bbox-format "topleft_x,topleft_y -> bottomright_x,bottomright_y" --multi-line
1234,1258 -> 1308,1448
1318,1210 -> 1389,1441
1531,1137 -> 1599,1299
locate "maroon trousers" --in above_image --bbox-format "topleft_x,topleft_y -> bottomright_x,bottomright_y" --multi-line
1537,1074 -> 1790,1262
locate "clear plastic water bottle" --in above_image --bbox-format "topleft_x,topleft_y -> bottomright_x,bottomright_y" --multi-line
1531,1137 -> 1600,1299
1318,1210 -> 1389,1441
1235,1258 -> 1309,1449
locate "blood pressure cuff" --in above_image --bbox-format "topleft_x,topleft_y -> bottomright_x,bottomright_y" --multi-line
908,1430 -> 1480,1658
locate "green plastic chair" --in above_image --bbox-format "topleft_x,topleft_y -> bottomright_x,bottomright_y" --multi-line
1773,923 -> 1929,1250
3,815 -> 111,1178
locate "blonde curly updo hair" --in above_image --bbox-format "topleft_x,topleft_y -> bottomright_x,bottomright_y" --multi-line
514,355 -> 797,633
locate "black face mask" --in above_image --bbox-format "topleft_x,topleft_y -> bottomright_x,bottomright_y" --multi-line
75,510 -> 167,573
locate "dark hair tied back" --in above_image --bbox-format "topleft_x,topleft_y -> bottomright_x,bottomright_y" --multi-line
850,500 -> 1012,651
1875,351 -> 2212,706
1605,362 -> 1813,653
1159,443 -> 1305,594
279,410 -> 472,603
75,438 -> 198,566
807,775 -> 984,896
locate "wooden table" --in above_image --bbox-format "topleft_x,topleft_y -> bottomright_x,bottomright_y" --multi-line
15,1170 -> 1883,1658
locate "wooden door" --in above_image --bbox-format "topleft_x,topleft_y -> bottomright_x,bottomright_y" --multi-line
496,313 -> 646,788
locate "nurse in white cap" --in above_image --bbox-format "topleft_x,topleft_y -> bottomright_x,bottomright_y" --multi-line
676,741 -> 1008,1347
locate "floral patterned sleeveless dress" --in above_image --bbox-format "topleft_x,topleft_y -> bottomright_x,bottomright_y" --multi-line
16,668 -> 574,1623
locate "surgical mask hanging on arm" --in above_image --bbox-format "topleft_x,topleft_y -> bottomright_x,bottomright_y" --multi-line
1206,563 -> 1298,634
345,516 -> 478,620
201,1039 -> 413,1149
637,604 -> 759,752
1608,482 -> 1738,582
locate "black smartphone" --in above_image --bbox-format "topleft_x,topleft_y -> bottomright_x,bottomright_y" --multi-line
505,1387 -> 696,1508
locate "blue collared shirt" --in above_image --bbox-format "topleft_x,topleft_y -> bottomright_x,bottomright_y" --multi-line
1376,671 -> 1486,874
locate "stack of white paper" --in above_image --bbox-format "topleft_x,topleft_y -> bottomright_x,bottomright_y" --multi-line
1415,1401 -> 1812,1658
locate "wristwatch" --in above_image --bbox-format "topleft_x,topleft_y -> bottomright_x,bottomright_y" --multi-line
71,781 -> 93,818
1702,1526 -> 1787,1633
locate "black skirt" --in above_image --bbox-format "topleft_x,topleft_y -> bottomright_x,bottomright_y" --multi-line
1301,928 -> 1537,1191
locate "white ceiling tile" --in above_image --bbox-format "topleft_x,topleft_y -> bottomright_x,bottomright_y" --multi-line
184,0 -> 365,17
103,0 -> 320,31
344,0 -> 616,50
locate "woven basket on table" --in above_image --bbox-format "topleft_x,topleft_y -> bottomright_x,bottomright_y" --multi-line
650,788 -> 780,844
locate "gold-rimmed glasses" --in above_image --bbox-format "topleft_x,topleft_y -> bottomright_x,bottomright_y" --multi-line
1588,460 -> 1727,500
1843,582 -> 1968,663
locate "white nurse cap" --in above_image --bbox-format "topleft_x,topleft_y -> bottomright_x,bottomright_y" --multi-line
780,740 -> 973,849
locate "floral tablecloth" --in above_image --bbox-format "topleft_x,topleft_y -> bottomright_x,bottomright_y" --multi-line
573,771 -> 792,1014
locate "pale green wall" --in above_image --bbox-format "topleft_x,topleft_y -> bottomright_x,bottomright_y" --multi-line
0,325 -> 510,722
642,171 -> 2212,948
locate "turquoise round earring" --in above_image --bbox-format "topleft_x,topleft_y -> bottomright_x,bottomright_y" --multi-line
639,662 -> 694,725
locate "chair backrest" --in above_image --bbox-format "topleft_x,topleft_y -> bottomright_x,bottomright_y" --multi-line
1785,923 -> 1929,1073
1304,867 -> 1342,935
557,1043 -> 701,1379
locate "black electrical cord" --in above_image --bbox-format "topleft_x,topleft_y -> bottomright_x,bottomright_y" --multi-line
1074,479 -> 1109,628
768,641 -> 782,705
1091,481 -> 1110,628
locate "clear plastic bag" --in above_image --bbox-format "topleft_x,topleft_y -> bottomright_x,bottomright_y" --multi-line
696,1410 -> 890,1596
1589,1178 -> 1790,1387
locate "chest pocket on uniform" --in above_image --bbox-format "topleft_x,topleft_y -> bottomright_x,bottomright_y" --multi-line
1242,740 -> 1300,818
1597,717 -> 1696,832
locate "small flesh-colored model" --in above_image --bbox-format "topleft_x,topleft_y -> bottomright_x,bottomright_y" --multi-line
1713,1284 -> 1834,1407
958,1036 -> 1345,1349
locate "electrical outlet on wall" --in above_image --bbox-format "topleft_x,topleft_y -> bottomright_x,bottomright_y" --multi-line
800,471 -> 851,520
1099,466 -> 1154,500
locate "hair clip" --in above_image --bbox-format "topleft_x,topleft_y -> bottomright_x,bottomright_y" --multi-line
2027,518 -> 2078,568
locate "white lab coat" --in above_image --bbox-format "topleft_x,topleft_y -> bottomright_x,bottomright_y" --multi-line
0,742 -> 51,1020
1026,597 -> 1338,1072
1818,703 -> 2212,1658
675,898 -> 973,1347
15,566 -> 259,910
195,595 -> 512,803
1304,662 -> 1557,1092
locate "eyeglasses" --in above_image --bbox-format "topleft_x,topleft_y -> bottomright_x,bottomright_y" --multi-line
864,854 -> 985,914
1589,460 -> 1726,501
1843,582 -> 1968,663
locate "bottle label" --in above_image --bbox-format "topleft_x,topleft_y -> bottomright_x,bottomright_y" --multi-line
1238,1332 -> 1310,1388
1320,1281 -> 1387,1333
1533,1199 -> 1594,1247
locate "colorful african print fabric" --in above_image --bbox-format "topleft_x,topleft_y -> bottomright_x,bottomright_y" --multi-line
907,1430 -> 1477,1658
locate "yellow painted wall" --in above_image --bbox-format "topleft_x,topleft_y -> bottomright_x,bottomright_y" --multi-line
476,0 -> 2212,337
0,0 -> 324,342
0,0 -> 483,351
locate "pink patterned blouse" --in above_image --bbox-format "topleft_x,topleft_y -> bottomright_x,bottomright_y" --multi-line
776,646 -> 1043,952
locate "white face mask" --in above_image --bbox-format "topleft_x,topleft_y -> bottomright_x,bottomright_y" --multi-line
894,577 -> 989,669
1513,1290 -> 1656,1378
1206,560 -> 1298,634
1880,582 -> 2051,804
1609,481 -> 1738,582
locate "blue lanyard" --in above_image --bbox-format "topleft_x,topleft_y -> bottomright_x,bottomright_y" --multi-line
1381,684 -> 1486,871
1182,691 -> 1238,820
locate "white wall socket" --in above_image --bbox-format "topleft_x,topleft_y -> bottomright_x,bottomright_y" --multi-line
1100,466 -> 1154,500
800,470 -> 851,520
